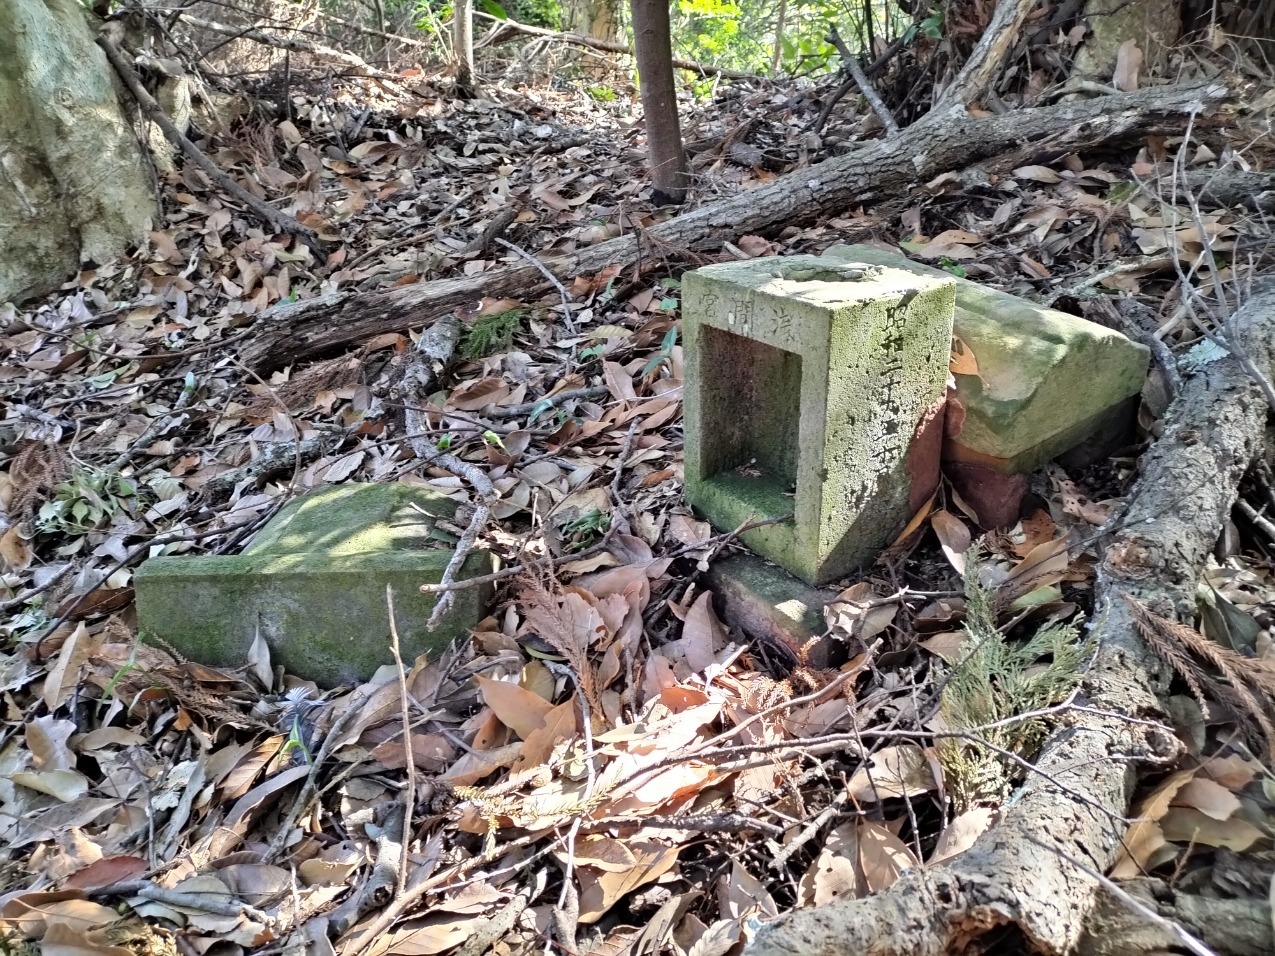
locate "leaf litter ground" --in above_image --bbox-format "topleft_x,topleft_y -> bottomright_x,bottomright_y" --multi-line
2,67 -> 1275,955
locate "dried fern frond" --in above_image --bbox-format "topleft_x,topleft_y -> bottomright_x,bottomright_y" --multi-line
1126,594 -> 1275,761
517,565 -> 606,723
8,439 -> 69,523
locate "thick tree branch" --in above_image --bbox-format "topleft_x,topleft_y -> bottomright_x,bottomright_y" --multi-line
237,82 -> 1228,372
477,13 -> 763,80
937,0 -> 1040,109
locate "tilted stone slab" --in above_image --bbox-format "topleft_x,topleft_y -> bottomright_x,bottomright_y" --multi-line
135,483 -> 493,686
822,244 -> 1150,472
683,255 -> 955,586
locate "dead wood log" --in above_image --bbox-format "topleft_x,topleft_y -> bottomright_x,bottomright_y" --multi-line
1078,878 -> 1274,956
745,282 -> 1275,955
476,13 -> 762,80
1159,168 -> 1275,213
238,81 -> 1228,372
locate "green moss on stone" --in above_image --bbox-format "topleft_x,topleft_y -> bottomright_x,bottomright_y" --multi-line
135,484 -> 494,686
821,244 -> 1150,471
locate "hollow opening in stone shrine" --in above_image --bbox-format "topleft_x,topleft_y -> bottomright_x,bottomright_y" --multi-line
695,325 -> 802,522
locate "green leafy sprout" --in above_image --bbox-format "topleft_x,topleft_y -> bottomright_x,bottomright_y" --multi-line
641,326 -> 679,378
36,467 -> 138,536
560,508 -> 611,552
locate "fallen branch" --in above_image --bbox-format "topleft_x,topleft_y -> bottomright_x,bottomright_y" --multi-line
392,316 -> 495,628
201,433 -> 338,502
95,33 -> 322,254
486,385 -> 610,419
476,13 -> 763,80
95,880 -> 272,922
176,11 -> 403,83
745,280 -> 1275,954
1079,876 -> 1272,955
826,25 -> 898,136
1159,167 -> 1275,213
237,81 -> 1229,371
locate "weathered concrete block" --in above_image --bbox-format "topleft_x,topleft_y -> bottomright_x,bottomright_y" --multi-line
705,553 -> 839,670
135,483 -> 494,686
822,244 -> 1150,472
684,256 -> 956,586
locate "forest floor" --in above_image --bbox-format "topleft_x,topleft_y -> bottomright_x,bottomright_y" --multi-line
2,57 -> 1275,955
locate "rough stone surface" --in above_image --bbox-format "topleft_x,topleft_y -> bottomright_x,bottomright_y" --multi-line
946,462 -> 1031,530
822,244 -> 1150,473
705,553 -> 838,670
134,483 -> 494,686
684,255 -> 955,586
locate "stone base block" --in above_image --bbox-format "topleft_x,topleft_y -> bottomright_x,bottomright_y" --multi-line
705,553 -> 840,670
135,484 -> 494,686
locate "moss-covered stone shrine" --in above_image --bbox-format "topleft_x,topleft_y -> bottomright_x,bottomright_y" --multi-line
683,256 -> 957,586
683,248 -> 1149,591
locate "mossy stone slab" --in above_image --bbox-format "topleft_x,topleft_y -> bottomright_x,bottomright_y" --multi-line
822,244 -> 1150,472
134,483 -> 494,686
684,255 -> 955,586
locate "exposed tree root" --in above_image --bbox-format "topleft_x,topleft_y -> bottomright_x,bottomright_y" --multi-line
746,281 -> 1275,955
1078,878 -> 1274,956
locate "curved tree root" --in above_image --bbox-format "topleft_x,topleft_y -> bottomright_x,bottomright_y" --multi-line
747,284 -> 1275,956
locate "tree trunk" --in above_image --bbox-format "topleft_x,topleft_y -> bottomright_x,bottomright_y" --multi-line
237,82 -> 1227,372
564,0 -> 623,44
0,0 -> 157,304
630,0 -> 689,204
454,0 -> 475,90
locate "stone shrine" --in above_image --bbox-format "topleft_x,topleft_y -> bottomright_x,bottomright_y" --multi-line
684,246 -> 1150,654
683,256 -> 956,586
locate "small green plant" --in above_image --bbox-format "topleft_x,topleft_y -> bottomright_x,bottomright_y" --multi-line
99,641 -> 141,712
3,601 -> 51,645
938,551 -> 1089,810
461,310 -> 524,360
640,326 -> 679,378
904,5 -> 944,43
1108,181 -> 1139,204
587,85 -> 618,103
280,715 -> 314,764
560,508 -> 610,552
36,467 -> 137,536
